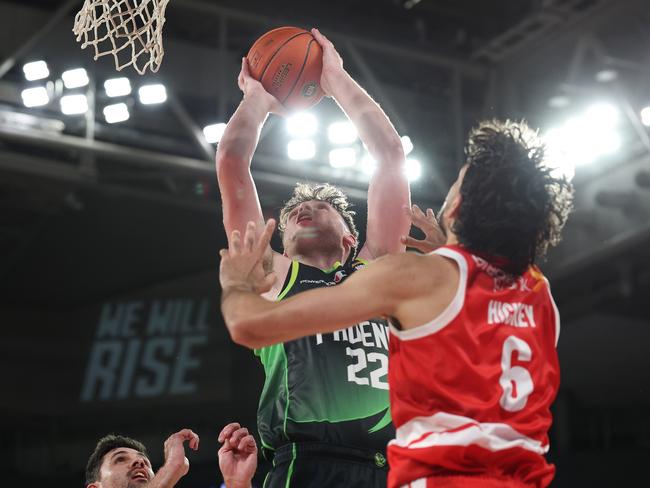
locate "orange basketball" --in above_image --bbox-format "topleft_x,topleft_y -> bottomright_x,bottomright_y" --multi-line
246,27 -> 325,111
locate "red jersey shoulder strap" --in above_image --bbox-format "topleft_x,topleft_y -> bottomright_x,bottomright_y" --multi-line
389,246 -> 469,341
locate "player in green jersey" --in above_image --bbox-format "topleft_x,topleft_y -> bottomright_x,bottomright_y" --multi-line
216,28 -> 411,487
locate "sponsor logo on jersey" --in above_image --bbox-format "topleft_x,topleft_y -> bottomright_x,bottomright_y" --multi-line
334,270 -> 346,283
299,279 -> 337,286
472,255 -> 539,292
487,300 -> 537,328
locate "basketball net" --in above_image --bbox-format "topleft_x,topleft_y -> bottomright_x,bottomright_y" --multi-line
73,0 -> 170,75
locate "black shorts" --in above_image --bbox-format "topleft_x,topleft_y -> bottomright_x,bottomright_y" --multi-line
263,442 -> 388,488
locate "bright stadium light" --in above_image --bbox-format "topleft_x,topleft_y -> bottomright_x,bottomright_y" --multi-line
203,123 -> 227,143
360,153 -> 377,176
138,84 -> 167,104
329,147 -> 356,168
21,86 -> 49,107
287,139 -> 316,160
542,128 -> 575,181
103,103 -> 130,124
62,68 -> 89,89
23,60 -> 49,81
286,112 -> 317,137
60,94 -> 88,115
405,158 -> 421,181
327,121 -> 357,144
640,106 -> 650,127
543,102 -> 622,172
401,135 -> 414,155
585,102 -> 619,126
104,77 -> 132,97
595,69 -> 618,83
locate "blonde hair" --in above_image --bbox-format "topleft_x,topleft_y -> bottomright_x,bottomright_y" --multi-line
279,183 -> 359,255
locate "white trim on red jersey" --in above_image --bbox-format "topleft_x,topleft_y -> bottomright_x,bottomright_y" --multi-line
402,479 -> 426,488
543,277 -> 561,347
389,411 -> 549,455
388,247 -> 468,341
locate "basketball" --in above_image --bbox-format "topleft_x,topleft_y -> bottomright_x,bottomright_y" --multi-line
246,27 -> 325,110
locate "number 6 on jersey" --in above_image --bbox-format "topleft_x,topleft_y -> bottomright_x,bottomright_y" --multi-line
499,335 -> 534,412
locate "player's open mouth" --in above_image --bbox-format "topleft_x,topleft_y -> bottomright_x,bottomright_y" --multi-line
130,470 -> 149,482
297,215 -> 312,225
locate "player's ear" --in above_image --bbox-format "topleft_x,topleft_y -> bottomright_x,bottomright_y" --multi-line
87,482 -> 100,488
343,233 -> 357,250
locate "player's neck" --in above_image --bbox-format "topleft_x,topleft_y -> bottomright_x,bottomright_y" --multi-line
291,247 -> 348,271
446,231 -> 459,246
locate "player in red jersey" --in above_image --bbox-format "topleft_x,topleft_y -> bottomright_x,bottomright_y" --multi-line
219,120 -> 574,487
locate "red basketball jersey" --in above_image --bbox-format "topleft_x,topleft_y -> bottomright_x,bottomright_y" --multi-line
387,245 -> 560,488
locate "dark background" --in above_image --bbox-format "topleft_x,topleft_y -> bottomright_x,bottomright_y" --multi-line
1,0 -> 649,486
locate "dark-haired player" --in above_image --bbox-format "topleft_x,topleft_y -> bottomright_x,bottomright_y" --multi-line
216,28 -> 410,487
220,120 -> 574,487
85,426 -> 257,488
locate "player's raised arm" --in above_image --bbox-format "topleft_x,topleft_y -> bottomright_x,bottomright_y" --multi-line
311,28 -> 411,260
216,58 -> 286,243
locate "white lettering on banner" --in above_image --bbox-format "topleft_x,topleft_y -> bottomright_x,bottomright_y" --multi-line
487,300 -> 536,328
80,299 -> 210,402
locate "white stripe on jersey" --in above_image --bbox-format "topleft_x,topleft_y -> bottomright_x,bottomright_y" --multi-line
403,479 -> 427,488
388,248 -> 468,340
390,411 -> 548,455
543,276 -> 561,347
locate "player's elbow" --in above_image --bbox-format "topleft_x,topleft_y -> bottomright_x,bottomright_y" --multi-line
375,140 -> 405,169
216,150 -> 242,175
226,318 -> 265,349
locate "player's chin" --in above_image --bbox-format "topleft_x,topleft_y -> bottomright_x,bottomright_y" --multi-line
128,478 -> 150,487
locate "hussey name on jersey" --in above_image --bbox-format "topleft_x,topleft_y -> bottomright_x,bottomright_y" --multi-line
487,300 -> 537,328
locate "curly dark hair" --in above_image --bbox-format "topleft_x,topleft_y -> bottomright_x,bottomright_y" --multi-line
453,119 -> 574,276
85,434 -> 149,486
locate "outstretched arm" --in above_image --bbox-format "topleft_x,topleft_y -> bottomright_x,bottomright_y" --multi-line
219,221 -> 407,349
311,28 -> 411,260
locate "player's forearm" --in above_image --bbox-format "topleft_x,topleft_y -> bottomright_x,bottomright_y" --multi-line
221,287 -> 280,348
221,281 -> 387,349
221,288 -> 339,349
216,97 -> 271,168
328,71 -> 404,166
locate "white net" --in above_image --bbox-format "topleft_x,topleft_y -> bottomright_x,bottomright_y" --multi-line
73,0 -> 170,75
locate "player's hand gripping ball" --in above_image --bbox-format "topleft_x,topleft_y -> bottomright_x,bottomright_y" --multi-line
246,26 -> 325,111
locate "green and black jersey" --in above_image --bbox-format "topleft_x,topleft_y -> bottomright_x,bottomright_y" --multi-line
255,258 -> 394,458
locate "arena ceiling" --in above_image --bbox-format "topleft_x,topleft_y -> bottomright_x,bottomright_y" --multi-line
0,0 -> 648,309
